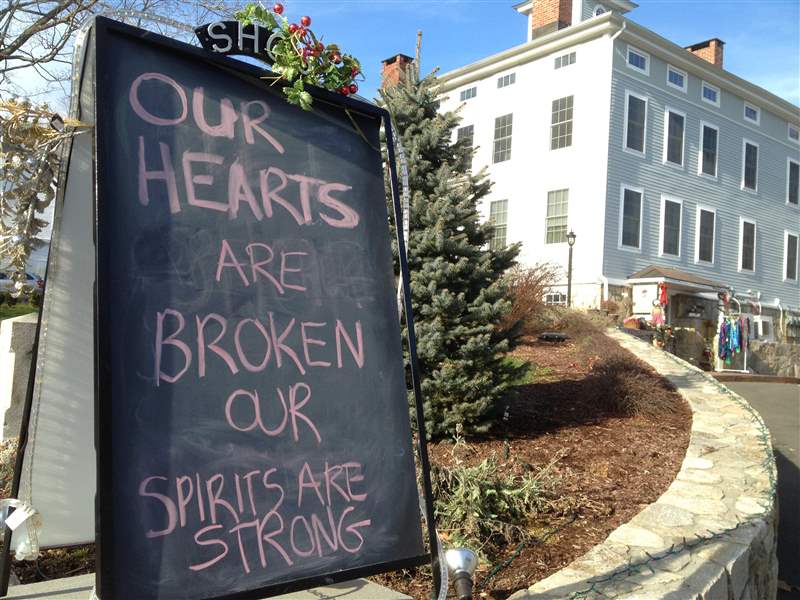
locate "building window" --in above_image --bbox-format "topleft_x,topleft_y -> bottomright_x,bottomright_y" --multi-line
624,91 -> 646,154
459,86 -> 477,101
456,125 -> 474,171
789,124 -> 800,143
545,189 -> 569,244
699,123 -> 718,177
666,65 -> 687,92
545,292 -> 567,306
554,51 -> 576,69
664,108 -> 685,166
489,199 -> 508,250
742,140 -> 758,191
788,159 -> 799,205
492,114 -> 513,163
744,103 -> 760,125
619,186 -> 642,250
660,197 -> 682,257
739,219 -> 756,272
497,73 -> 516,88
626,45 -> 649,75
786,232 -> 799,281
701,81 -> 720,107
696,207 -> 715,263
550,96 -> 573,150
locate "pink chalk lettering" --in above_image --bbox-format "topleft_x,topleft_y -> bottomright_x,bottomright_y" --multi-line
259,510 -> 293,567
195,473 -> 206,522
311,508 -> 339,556
234,474 -> 245,514
234,319 -> 272,372
205,474 -> 241,525
287,174 -> 325,224
242,470 -> 261,517
259,167 -> 304,225
318,182 -> 359,229
228,519 -> 258,574
189,524 -> 228,571
288,382 -> 321,444
215,239 -> 250,287
300,322 -> 331,368
176,475 -> 194,527
154,309 -> 191,386
224,388 -> 288,436
196,313 -> 239,377
129,72 -> 188,126
228,159 -> 264,220
192,86 -> 238,138
335,319 -> 364,368
268,313 -> 307,375
279,251 -> 308,292
289,516 -> 315,558
182,151 -> 227,212
138,476 -> 177,538
246,243 -> 284,294
297,462 -> 325,508
343,463 -> 368,502
138,137 -> 180,214
323,463 -> 350,506
240,100 -> 285,153
338,506 -> 371,554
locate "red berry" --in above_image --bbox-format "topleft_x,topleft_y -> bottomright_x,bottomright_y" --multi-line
340,86 -> 350,95
351,67 -> 360,77
288,23 -> 298,33
349,83 -> 358,94
300,15 -> 311,27
272,3 -> 284,14
297,27 -> 306,37
331,52 -> 342,64
316,42 -> 324,52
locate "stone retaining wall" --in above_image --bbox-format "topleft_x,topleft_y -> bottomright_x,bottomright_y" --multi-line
511,329 -> 778,600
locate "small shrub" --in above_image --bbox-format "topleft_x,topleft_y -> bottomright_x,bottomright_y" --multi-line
431,438 -> 562,558
503,264 -> 561,335
588,357 -> 680,418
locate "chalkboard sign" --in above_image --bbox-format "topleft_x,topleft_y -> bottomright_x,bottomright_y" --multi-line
93,18 -> 428,600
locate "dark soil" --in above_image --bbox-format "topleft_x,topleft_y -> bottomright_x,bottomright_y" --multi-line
370,322 -> 691,599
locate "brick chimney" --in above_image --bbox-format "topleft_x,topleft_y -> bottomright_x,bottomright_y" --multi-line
381,54 -> 414,88
685,38 -> 725,68
531,0 -> 572,39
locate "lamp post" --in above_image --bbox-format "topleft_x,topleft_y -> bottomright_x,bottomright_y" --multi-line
566,230 -> 576,308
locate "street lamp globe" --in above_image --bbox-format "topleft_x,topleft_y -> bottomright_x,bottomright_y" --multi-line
566,230 -> 577,247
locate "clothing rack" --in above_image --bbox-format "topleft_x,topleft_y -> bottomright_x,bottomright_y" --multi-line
716,297 -> 749,373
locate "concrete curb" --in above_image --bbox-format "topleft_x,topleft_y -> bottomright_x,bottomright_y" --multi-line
510,328 -> 778,600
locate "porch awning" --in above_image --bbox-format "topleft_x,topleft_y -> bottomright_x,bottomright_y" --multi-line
626,265 -> 728,295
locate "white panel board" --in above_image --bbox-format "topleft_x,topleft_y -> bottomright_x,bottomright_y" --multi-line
12,37 -> 96,548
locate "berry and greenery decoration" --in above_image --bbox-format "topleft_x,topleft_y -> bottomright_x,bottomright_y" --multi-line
234,3 -> 363,110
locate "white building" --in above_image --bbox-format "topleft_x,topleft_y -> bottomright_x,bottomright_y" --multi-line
426,0 -> 800,355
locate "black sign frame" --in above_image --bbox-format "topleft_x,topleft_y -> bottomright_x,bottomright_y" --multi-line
92,16 -> 438,600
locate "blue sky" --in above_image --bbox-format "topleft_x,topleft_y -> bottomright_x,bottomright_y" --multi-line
267,0 -> 800,105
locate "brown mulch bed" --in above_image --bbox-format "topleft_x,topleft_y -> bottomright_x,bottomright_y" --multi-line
371,322 -> 691,599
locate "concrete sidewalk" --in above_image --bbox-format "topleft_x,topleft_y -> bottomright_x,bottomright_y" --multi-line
6,574 -> 410,599
727,382 -> 800,600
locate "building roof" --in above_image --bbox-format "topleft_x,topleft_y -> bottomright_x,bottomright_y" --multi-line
438,12 -> 800,124
627,266 -> 727,291
513,0 -> 638,14
381,53 -> 414,65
